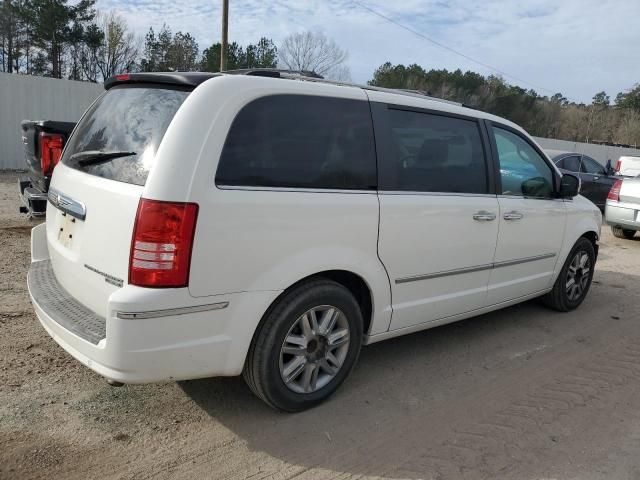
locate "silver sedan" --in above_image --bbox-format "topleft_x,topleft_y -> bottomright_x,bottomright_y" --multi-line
605,176 -> 640,239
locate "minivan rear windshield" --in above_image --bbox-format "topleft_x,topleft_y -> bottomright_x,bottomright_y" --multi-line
61,85 -> 190,186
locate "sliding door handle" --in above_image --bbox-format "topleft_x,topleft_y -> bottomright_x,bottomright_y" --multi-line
473,211 -> 497,221
503,211 -> 524,221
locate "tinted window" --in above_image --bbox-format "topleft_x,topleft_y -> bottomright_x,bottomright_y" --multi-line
216,95 -> 376,190
561,155 -> 582,172
381,109 -> 488,193
62,86 -> 190,186
581,156 -> 606,175
494,127 -> 554,198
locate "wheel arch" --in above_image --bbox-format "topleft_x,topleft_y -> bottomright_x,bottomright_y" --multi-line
257,269 -> 376,339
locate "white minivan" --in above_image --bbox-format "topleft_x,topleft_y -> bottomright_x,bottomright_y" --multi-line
29,71 -> 602,411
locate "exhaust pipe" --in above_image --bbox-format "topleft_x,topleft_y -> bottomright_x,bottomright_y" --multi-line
107,379 -> 124,387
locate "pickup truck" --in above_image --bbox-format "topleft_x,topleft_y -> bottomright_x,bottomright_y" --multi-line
19,120 -> 76,217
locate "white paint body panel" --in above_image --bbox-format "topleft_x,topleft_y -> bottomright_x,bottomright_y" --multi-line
378,194 -> 499,330
487,197 -> 566,304
31,74 -> 602,384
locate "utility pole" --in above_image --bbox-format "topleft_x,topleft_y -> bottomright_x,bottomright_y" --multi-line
220,0 -> 229,71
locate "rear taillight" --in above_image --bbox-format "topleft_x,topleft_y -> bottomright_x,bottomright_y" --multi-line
608,179 -> 622,202
129,199 -> 199,288
615,159 -> 621,172
39,133 -> 64,176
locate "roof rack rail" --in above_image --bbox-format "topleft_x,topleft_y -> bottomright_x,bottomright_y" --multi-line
222,68 -> 324,79
219,68 -> 462,107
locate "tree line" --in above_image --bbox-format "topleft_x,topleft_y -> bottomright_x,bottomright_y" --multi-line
0,1 -> 349,80
2,1 -> 639,145
0,0 -> 282,79
370,63 -> 640,147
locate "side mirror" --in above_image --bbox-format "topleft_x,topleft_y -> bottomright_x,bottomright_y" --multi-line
605,159 -> 615,176
559,173 -> 580,198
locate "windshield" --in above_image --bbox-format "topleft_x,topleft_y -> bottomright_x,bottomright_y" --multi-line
62,86 -> 190,186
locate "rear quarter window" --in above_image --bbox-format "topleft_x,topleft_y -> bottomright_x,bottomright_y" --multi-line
62,86 -> 190,186
215,95 -> 377,190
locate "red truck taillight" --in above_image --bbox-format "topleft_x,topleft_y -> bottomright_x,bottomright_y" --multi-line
40,132 -> 64,176
607,180 -> 622,202
129,199 -> 199,288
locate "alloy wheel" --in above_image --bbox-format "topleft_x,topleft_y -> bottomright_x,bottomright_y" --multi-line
566,250 -> 591,301
279,305 -> 351,394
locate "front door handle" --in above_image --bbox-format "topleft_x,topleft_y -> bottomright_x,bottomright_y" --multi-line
473,211 -> 497,221
503,211 -> 524,221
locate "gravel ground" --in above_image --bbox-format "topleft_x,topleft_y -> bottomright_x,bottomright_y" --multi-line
1,172 -> 640,480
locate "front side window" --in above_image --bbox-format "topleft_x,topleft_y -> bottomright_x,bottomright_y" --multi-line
216,95 -> 376,190
581,156 -> 606,175
560,155 -> 582,172
380,109 -> 488,193
494,127 -> 554,198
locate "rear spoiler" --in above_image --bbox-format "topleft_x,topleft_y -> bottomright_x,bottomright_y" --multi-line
104,73 -> 221,90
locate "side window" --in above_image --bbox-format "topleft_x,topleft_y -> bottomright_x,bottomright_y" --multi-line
216,95 -> 376,190
562,155 -> 582,172
381,108 -> 488,193
493,127 -> 554,198
581,156 -> 606,175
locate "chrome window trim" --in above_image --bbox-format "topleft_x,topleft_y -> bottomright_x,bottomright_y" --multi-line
395,253 -> 556,284
496,194 -> 564,202
47,187 -> 87,220
116,302 -> 229,320
218,185 -> 497,198
379,191 -> 497,198
216,185 -> 377,194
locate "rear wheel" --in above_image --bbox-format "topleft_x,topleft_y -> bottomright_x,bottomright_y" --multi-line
611,225 -> 636,239
542,238 -> 595,312
243,279 -> 363,412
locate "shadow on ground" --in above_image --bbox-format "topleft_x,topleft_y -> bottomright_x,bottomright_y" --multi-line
178,268 -> 639,478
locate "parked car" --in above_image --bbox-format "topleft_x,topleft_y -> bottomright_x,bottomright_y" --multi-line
28,71 -> 602,411
605,177 -> 640,239
549,151 -> 618,211
19,120 -> 76,217
613,155 -> 640,177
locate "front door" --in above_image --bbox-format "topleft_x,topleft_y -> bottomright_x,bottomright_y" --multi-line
580,155 -> 616,210
487,124 -> 566,305
371,101 -> 500,331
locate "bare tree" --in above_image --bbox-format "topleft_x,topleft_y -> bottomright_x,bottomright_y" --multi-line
94,11 -> 139,80
278,31 -> 350,81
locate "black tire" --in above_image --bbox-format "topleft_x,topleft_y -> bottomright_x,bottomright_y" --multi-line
243,279 -> 363,412
611,225 -> 636,239
541,237 -> 595,312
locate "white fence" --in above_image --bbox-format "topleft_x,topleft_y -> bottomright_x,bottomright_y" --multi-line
0,73 -> 103,170
1,73 -> 639,170
534,137 -> 640,166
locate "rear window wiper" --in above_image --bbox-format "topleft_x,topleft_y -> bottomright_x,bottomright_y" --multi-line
70,150 -> 137,167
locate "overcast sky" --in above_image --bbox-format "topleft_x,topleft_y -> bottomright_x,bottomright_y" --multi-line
95,0 -> 640,103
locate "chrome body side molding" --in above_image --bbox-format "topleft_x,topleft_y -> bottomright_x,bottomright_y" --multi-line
116,302 -> 229,320
396,253 -> 557,284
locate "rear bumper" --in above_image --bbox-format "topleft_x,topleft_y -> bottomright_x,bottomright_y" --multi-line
28,223 -> 280,383
605,201 -> 640,231
18,176 -> 47,216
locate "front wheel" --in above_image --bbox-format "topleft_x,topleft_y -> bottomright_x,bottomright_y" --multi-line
612,225 -> 636,239
542,238 -> 595,312
243,279 -> 363,412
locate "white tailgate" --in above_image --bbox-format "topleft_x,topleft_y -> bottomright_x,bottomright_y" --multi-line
46,163 -> 142,316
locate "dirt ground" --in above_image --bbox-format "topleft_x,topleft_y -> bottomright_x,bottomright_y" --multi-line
2,172 -> 640,480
